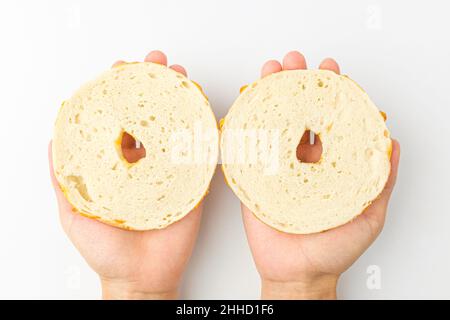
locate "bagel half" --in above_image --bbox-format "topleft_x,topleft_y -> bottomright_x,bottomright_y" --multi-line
53,62 -> 219,230
221,70 -> 391,234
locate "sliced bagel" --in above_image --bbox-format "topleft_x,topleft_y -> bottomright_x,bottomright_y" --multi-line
221,70 -> 391,234
53,62 -> 219,230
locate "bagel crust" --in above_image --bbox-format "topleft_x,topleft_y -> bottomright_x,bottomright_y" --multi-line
221,70 -> 391,234
53,62 -> 219,230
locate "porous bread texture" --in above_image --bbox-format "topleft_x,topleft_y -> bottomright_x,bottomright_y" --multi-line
221,70 -> 391,234
53,62 -> 219,230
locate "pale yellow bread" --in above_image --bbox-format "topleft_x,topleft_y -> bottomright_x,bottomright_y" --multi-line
53,62 -> 219,230
221,70 -> 391,234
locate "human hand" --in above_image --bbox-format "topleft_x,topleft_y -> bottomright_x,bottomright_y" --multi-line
49,51 -> 202,300
242,51 -> 401,299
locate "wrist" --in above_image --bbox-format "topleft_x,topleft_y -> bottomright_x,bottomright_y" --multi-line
261,274 -> 339,300
101,278 -> 178,300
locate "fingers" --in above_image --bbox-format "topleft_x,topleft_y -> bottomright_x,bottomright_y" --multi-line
114,52 -> 188,78
261,52 -> 339,79
144,50 -> 167,66
362,139 -> 400,212
48,141 -> 63,197
261,60 -> 282,78
112,60 -> 126,68
352,139 -> 400,236
48,142 -> 69,205
332,139 -> 400,238
319,58 -> 340,74
169,64 -> 187,77
48,141 -> 76,232
282,51 -> 307,70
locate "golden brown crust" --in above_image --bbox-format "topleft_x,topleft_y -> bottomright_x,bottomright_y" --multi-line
387,138 -> 393,159
218,118 -> 225,130
57,160 -> 215,232
192,80 -> 209,100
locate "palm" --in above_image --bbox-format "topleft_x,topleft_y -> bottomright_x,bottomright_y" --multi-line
243,195 -> 391,280
242,51 -> 400,283
54,187 -> 201,293
49,51 -> 202,297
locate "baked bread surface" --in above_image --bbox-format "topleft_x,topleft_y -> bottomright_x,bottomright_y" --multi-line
221,70 -> 391,234
53,62 -> 219,230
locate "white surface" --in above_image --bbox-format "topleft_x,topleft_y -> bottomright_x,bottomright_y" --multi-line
0,0 -> 449,299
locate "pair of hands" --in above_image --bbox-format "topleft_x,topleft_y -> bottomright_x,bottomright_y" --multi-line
49,50 -> 400,299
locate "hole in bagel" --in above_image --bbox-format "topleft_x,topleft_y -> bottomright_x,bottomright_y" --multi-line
296,130 -> 322,163
117,131 -> 146,164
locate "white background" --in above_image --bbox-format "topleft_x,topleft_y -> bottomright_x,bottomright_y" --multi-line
0,0 -> 449,299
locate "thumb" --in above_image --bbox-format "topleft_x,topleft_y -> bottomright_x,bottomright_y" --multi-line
380,139 -> 401,201
48,141 -> 65,201
359,138 -> 401,230
48,141 -> 75,232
